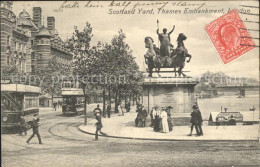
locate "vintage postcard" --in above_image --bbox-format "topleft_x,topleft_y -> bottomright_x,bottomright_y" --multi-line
1,0 -> 259,167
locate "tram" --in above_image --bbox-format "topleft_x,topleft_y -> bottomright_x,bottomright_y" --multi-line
1,83 -> 41,133
61,82 -> 85,116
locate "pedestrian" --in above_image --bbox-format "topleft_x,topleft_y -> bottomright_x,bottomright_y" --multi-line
126,100 -> 131,112
166,106 -> 173,131
26,114 -> 42,144
153,105 -> 161,132
58,100 -> 61,108
141,107 -> 148,127
19,115 -> 27,136
189,105 -> 200,136
94,119 -> 103,141
53,101 -> 57,111
196,106 -> 203,135
118,102 -> 124,116
150,107 -> 155,127
135,111 -> 141,127
106,103 -> 111,118
160,107 -> 169,133
93,104 -> 102,121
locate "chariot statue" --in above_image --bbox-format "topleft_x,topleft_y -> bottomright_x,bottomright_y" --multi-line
144,23 -> 192,77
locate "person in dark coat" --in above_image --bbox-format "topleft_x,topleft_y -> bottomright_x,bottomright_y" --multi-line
106,103 -> 111,118
153,105 -> 161,132
26,114 -> 42,144
125,101 -> 131,112
53,101 -> 57,111
196,107 -> 203,136
135,112 -> 141,127
141,108 -> 148,127
189,105 -> 200,136
93,104 -> 102,121
95,119 -> 102,140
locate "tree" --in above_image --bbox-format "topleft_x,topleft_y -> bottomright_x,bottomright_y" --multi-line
34,56 -> 64,105
66,22 -> 94,125
99,30 -> 143,112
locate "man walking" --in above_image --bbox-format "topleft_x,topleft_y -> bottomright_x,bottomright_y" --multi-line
26,114 -> 42,144
53,101 -> 57,111
93,104 -> 102,120
106,103 -> 111,118
189,105 -> 200,136
94,119 -> 102,141
126,100 -> 130,112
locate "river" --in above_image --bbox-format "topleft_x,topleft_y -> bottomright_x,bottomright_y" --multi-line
198,93 -> 259,120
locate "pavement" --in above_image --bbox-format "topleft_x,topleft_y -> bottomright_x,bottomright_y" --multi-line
2,106 -> 260,167
79,109 -> 260,141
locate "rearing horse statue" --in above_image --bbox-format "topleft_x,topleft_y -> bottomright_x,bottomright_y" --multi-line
144,33 -> 192,77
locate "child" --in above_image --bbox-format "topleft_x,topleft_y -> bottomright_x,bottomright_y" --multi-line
94,120 -> 102,140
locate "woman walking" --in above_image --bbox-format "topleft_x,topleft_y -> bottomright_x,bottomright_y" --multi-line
160,108 -> 169,133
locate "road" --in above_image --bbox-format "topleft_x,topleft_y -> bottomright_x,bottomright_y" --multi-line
2,108 -> 260,167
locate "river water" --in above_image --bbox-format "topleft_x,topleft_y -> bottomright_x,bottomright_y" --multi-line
198,93 -> 259,120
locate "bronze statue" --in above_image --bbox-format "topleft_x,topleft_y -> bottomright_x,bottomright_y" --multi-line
157,25 -> 175,57
144,33 -> 192,77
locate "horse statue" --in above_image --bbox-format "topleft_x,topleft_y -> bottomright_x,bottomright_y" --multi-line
144,33 -> 192,77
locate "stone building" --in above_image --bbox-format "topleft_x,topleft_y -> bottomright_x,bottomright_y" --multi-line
1,1 -> 32,74
1,2 -> 73,76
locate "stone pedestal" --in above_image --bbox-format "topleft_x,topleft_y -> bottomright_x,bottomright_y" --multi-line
141,77 -> 198,126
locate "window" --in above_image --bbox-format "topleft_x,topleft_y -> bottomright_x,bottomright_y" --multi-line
23,45 -> 26,53
31,65 -> 35,74
31,52 -> 35,59
20,43 -> 22,52
7,35 -> 10,45
14,41 -> 17,51
31,40 -> 34,45
24,95 -> 39,109
7,55 -> 10,65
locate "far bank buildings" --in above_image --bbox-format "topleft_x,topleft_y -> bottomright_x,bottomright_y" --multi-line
1,1 -> 73,107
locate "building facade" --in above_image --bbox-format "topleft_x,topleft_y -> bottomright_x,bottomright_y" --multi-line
1,1 -> 73,76
1,1 -> 32,74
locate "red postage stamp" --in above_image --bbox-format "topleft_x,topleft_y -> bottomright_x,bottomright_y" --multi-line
205,9 -> 255,64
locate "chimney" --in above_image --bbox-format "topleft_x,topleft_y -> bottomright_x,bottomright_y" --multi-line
47,17 -> 55,30
33,7 -> 42,27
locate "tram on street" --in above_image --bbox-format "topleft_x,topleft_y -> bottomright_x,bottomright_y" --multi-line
61,81 -> 85,116
1,83 -> 41,133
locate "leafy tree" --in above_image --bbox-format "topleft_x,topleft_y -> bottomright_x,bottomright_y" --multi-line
34,56 -> 64,104
100,30 -> 143,111
66,22 -> 94,125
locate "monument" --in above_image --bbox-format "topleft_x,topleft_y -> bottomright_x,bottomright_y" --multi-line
142,23 -> 198,125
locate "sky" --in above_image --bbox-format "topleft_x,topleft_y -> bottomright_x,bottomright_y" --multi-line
12,1 -> 259,79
